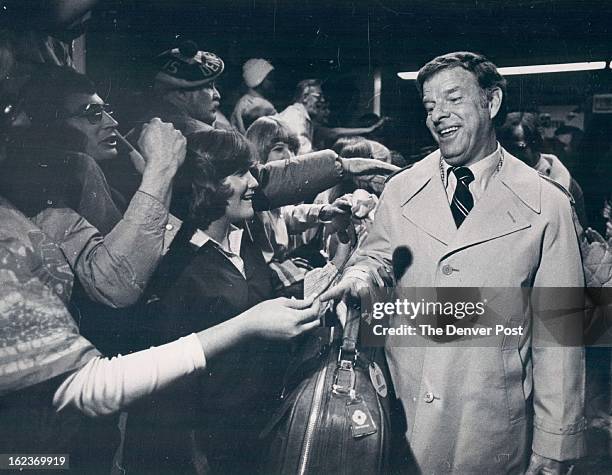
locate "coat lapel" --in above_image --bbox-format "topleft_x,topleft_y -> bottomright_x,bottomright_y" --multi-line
397,149 -> 541,252
399,152 -> 456,246
445,151 -> 540,255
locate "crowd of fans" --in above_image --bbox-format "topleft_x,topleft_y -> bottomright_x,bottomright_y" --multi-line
1,5 -> 612,475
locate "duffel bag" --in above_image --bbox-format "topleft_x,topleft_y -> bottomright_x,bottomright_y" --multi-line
261,302 -> 393,475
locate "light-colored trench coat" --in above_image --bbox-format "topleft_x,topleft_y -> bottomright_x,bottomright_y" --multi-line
345,149 -> 586,474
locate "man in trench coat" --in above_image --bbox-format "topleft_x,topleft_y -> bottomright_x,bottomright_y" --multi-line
322,52 -> 586,474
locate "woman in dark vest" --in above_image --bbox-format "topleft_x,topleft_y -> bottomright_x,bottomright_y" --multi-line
127,129 -> 302,475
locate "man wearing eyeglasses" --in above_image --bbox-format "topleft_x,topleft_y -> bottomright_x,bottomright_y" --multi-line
1,66 -> 186,325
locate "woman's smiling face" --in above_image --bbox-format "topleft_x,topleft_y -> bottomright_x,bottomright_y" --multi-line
222,169 -> 259,223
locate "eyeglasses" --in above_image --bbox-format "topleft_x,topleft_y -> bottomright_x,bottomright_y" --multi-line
61,103 -> 114,124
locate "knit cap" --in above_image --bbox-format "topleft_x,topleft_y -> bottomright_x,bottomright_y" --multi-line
242,58 -> 274,88
155,40 -> 224,89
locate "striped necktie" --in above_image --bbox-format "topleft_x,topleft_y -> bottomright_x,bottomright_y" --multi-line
450,166 -> 475,228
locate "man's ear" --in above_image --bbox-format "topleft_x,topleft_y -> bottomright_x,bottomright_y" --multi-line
488,87 -> 502,120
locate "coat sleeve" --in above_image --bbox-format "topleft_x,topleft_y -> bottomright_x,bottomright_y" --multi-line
530,186 -> 587,461
281,203 -> 325,234
252,150 -> 342,210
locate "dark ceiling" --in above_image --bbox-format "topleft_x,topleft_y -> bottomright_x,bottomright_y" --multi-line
4,0 -> 610,155
87,0 -> 611,69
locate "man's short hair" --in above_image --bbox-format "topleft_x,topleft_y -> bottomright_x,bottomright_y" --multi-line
293,79 -> 322,103
416,51 -> 507,125
498,111 -> 543,153
20,65 -> 97,127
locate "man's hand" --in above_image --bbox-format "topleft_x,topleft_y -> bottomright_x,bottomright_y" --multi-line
320,196 -> 351,221
339,157 -> 399,176
319,276 -> 369,303
368,116 -> 390,133
525,453 -> 572,475
241,297 -> 321,340
138,118 -> 186,176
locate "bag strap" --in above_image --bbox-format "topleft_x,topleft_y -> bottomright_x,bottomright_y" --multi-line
340,298 -> 361,357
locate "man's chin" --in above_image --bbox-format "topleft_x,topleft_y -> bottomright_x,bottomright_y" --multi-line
92,148 -> 118,162
440,148 -> 467,166
206,112 -> 217,126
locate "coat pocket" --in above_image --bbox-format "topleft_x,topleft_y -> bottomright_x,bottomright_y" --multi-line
501,318 -> 527,425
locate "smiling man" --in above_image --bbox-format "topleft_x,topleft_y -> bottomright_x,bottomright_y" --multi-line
322,52 -> 586,474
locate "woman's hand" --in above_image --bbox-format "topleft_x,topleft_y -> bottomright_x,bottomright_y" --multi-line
241,297 -> 321,340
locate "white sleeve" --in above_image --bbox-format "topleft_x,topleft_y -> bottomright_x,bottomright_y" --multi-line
52,334 -> 206,417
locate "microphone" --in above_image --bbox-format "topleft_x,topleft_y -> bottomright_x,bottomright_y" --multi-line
392,245 -> 412,283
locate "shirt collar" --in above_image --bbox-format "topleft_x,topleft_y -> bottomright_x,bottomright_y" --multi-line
441,143 -> 502,187
190,225 -> 244,256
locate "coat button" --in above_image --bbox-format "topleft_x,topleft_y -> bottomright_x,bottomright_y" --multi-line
424,391 -> 435,403
165,223 -> 174,231
441,264 -> 453,275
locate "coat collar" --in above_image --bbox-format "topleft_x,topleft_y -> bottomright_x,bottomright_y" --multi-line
399,148 -> 540,249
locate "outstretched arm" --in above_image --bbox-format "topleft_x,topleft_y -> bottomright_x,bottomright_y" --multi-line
53,298 -> 321,417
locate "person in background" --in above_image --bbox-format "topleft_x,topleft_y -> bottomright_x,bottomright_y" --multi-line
230,58 -> 277,134
4,0 -> 98,69
277,78 -> 387,154
142,40 -> 224,136
245,116 -> 353,290
315,105 -> 390,161
137,42 -> 399,214
498,111 -> 588,227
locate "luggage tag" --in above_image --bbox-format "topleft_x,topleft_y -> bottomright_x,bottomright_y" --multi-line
346,399 -> 377,438
368,362 -> 388,398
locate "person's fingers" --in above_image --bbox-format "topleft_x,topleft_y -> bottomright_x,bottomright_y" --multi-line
329,205 -> 350,216
333,197 -> 352,207
282,296 -> 314,309
348,158 -> 399,176
319,283 -> 346,302
586,227 -> 605,243
292,258 -> 311,270
300,318 -> 322,333
296,300 -> 321,323
357,285 -> 371,301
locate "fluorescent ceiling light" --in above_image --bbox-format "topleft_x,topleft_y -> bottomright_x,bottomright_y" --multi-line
498,61 -> 607,75
397,71 -> 419,80
397,61 -> 607,80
